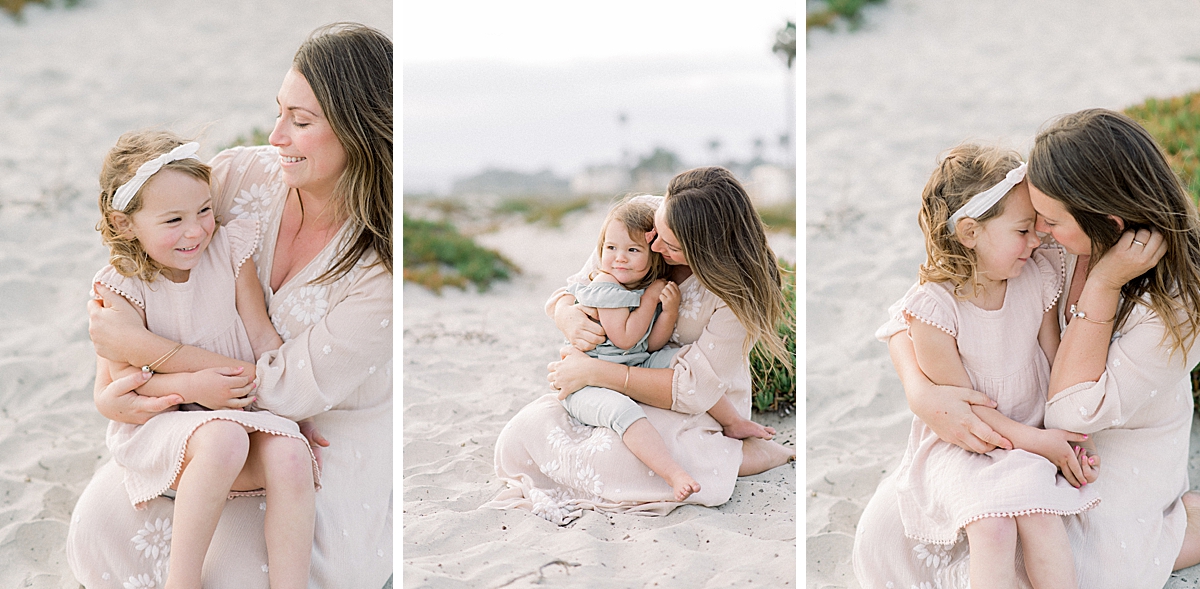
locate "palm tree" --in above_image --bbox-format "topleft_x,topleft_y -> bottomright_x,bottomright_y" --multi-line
772,20 -> 797,165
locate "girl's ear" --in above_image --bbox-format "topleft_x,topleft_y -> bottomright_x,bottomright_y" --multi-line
110,211 -> 133,237
1107,215 -> 1126,232
955,218 -> 980,249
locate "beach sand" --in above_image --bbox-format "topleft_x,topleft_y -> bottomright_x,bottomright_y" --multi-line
806,1 -> 1200,587
0,1 -> 389,586
401,203 -> 798,588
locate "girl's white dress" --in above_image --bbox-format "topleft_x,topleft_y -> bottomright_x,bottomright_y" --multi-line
93,218 -> 320,508
890,245 -> 1098,545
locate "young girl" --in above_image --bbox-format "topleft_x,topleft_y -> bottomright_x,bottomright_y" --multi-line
93,131 -> 318,589
889,144 -> 1099,588
556,195 -> 773,501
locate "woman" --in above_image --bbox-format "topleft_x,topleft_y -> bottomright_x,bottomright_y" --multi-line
486,167 -> 795,524
853,109 -> 1200,588
66,23 -> 393,588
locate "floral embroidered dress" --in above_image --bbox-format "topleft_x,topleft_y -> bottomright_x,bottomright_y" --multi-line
888,245 -> 1098,546
95,218 -> 320,509
854,246 -> 1200,589
67,145 -> 393,588
485,264 -> 747,525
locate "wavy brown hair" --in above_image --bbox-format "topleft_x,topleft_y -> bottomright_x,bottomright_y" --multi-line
1028,108 -> 1200,355
591,195 -> 669,291
97,130 -> 213,282
663,167 -> 791,370
293,22 -> 393,283
917,144 -> 1025,297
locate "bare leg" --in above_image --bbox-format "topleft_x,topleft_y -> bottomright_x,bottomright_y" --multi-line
707,395 -> 775,440
1175,491 -> 1200,570
738,437 -> 795,476
165,420 -> 251,589
237,433 -> 315,589
622,418 -> 700,500
965,517 -> 1018,589
1017,513 -> 1077,588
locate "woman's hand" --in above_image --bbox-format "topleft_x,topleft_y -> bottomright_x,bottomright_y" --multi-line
553,297 -> 606,352
96,370 -> 182,425
548,346 -> 597,398
1090,228 -> 1167,290
909,382 -> 1011,454
188,367 -> 257,410
88,289 -> 149,362
298,419 -> 330,471
1020,428 -> 1091,488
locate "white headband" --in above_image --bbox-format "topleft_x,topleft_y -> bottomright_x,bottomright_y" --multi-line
111,142 -> 201,211
946,162 -> 1027,235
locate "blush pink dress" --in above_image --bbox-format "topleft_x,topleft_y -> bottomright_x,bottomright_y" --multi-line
890,245 -> 1098,545
93,218 -> 319,508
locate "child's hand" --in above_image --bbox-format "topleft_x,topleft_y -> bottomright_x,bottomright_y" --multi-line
189,367 -> 257,410
1023,428 -> 1090,488
659,281 -> 681,313
1075,444 -> 1100,484
643,279 -> 668,300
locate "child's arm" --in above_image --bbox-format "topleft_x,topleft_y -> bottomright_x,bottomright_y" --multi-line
646,281 -> 680,351
1038,301 -> 1061,369
594,276 -> 665,350
235,258 -> 283,359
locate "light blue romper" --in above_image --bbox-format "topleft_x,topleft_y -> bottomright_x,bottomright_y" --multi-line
560,281 -> 679,437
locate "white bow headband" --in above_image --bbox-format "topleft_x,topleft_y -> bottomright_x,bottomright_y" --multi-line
111,142 -> 201,211
946,162 -> 1027,235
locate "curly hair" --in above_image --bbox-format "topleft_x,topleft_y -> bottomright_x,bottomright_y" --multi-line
97,130 -> 213,282
917,144 -> 1025,298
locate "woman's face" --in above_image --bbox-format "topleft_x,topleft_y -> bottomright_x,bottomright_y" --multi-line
270,68 -> 347,200
651,205 -> 688,266
1029,183 -> 1093,256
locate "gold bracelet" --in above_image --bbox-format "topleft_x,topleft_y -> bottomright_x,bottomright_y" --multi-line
623,365 -> 631,394
1068,304 -> 1114,325
142,342 -> 184,375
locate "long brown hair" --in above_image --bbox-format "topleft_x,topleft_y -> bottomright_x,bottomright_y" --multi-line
1028,108 -> 1200,355
97,130 -> 214,282
293,22 -> 393,283
917,144 -> 1025,297
663,167 -> 791,369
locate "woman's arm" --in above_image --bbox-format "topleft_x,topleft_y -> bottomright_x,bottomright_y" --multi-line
647,281 -> 680,351
549,347 -> 675,408
93,362 -> 182,425
549,292 -> 606,351
235,257 -> 283,359
1050,229 -> 1165,398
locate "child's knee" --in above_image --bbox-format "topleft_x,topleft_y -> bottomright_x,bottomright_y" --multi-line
190,420 -> 251,467
256,434 -> 314,486
966,516 -> 1017,548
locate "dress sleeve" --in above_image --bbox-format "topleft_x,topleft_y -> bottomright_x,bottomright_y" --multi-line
1044,304 -> 1190,434
251,261 -> 393,420
567,281 -> 643,309
874,282 -> 919,342
221,218 -> 260,278
669,302 -> 749,415
93,265 -> 146,310
207,146 -> 247,221
897,283 -> 958,338
1031,244 -> 1066,311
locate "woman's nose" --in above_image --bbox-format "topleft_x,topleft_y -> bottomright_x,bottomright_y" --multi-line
268,116 -> 288,147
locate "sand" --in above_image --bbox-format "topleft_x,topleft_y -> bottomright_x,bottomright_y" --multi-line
0,1 -> 389,586
806,1 -> 1200,587
401,202 -> 797,588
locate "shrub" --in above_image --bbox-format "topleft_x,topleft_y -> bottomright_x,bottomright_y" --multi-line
750,259 -> 796,414
402,215 -> 519,293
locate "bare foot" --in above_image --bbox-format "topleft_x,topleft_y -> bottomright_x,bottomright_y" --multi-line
666,473 -> 701,501
1175,491 -> 1200,570
722,418 -> 775,440
738,438 -> 795,476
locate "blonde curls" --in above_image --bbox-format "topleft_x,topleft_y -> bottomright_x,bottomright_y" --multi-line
97,130 -> 213,282
918,144 -> 1025,298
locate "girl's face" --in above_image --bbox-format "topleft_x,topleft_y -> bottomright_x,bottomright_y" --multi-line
600,219 -> 652,285
1029,183 -> 1093,256
967,183 -> 1041,282
270,68 -> 348,200
651,205 -> 688,266
121,169 -> 215,283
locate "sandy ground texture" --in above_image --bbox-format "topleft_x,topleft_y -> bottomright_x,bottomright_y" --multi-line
402,203 -> 798,588
806,1 -> 1200,588
0,1 -> 389,587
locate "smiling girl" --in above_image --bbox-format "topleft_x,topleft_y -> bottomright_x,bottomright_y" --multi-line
93,130 -> 319,589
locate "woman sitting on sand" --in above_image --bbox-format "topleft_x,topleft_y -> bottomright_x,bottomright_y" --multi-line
854,108 -> 1200,588
66,23 -> 393,588
486,166 -> 795,524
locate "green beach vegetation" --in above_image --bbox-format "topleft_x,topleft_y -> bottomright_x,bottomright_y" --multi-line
751,260 -> 796,414
402,214 -> 519,294
2,0 -> 79,21
806,0 -> 886,31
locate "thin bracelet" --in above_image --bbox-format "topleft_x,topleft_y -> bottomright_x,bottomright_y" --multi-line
1068,304 -> 1114,325
622,365 -> 631,394
142,342 -> 184,375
